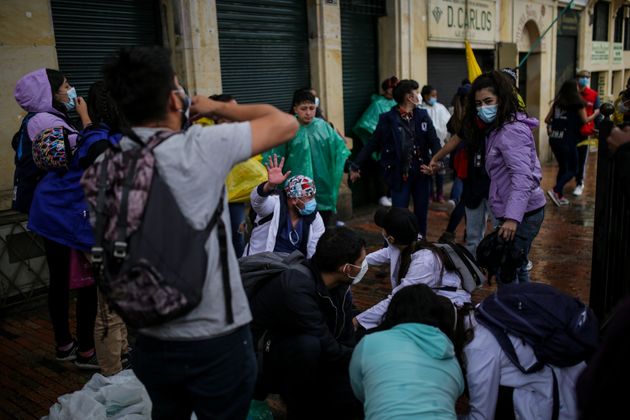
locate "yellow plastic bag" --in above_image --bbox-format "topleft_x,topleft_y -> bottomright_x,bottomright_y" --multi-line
226,155 -> 268,203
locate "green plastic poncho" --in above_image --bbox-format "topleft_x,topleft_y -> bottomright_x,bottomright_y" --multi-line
353,94 -> 397,144
264,117 -> 350,212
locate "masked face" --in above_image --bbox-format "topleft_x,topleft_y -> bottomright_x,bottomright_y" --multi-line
56,79 -> 76,111
297,197 -> 317,216
477,104 -> 498,123
409,90 -> 420,106
475,88 -> 499,124
345,258 -> 368,285
578,77 -> 589,88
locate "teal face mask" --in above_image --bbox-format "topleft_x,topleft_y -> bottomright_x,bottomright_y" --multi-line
298,198 -> 317,216
64,87 -> 77,110
427,97 -> 437,106
578,77 -> 589,88
477,104 -> 498,123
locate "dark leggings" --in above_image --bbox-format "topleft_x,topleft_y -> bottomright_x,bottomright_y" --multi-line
550,138 -> 578,195
44,238 -> 97,351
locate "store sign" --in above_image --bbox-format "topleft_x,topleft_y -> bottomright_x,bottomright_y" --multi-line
557,9 -> 579,36
591,41 -> 610,65
612,43 -> 623,65
428,0 -> 496,44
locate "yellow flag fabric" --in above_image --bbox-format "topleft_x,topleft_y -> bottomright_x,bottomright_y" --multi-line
465,40 -> 482,82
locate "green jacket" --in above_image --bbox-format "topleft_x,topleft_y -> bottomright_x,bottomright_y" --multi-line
264,117 -> 350,212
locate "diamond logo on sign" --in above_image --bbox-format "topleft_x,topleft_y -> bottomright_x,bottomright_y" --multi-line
432,6 -> 443,24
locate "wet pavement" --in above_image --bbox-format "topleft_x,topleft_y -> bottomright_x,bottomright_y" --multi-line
0,155 -> 597,419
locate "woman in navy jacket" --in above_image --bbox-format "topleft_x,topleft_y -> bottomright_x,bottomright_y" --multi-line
350,79 -> 441,237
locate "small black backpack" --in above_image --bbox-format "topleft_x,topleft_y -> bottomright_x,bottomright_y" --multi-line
11,112 -> 45,213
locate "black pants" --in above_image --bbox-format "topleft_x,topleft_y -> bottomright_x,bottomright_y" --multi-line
258,334 -> 361,420
44,238 -> 96,351
550,137 -> 578,195
133,326 -> 257,420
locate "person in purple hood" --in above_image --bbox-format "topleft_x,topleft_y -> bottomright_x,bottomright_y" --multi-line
13,69 -> 82,212
462,71 -> 546,284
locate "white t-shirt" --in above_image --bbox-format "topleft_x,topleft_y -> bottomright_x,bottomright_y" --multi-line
121,123 -> 253,340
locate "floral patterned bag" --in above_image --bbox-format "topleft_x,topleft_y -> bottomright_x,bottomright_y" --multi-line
32,126 -> 72,170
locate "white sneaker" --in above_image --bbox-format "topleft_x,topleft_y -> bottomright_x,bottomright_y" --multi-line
445,199 -> 456,215
547,190 -> 561,207
573,184 -> 584,196
378,196 -> 393,207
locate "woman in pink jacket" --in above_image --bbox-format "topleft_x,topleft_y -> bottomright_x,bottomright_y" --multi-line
463,71 -> 546,284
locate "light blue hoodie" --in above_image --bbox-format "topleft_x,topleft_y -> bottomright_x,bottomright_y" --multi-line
349,323 -> 464,420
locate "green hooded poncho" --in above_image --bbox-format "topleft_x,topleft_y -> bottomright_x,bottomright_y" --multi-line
353,94 -> 397,144
264,117 -> 350,212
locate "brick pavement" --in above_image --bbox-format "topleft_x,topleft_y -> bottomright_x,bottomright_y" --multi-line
0,157 -> 596,419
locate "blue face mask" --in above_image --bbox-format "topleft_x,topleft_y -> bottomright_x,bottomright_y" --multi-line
427,97 -> 437,106
64,87 -> 77,110
578,77 -> 589,88
298,198 -> 317,216
477,104 -> 498,123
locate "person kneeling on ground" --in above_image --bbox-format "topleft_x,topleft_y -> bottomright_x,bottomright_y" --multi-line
354,207 -> 471,330
350,284 -> 465,419
249,227 -> 367,420
244,154 -> 325,258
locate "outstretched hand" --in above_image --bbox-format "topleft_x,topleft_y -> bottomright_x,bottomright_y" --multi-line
266,154 -> 291,186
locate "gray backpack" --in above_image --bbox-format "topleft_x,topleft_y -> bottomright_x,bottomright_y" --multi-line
81,131 -> 233,328
434,241 -> 486,292
239,251 -> 310,300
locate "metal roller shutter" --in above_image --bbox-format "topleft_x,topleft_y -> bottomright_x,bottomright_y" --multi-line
427,48 -> 495,106
341,3 -> 382,135
50,0 -> 162,97
217,0 -> 310,112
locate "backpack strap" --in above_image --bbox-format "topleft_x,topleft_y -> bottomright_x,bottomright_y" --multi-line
13,112 -> 37,161
114,131 -> 176,259
253,212 -> 274,228
476,300 -> 545,375
91,152 -> 112,267
206,188 -> 234,324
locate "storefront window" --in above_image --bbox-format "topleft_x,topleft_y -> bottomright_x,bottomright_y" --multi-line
592,1 -> 610,42
614,7 -> 623,43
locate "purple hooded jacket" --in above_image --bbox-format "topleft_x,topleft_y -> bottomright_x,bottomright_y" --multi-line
485,114 -> 546,223
14,68 -> 78,146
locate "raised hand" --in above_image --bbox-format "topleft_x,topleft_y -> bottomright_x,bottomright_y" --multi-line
266,154 -> 291,187
349,169 -> 361,183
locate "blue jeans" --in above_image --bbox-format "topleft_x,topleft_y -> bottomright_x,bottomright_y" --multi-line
133,326 -> 256,420
464,199 -> 496,255
228,203 -> 245,258
497,207 -> 545,284
390,171 -> 431,238
451,177 -> 464,203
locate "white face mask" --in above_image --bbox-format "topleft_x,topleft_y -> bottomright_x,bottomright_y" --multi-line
347,259 -> 369,285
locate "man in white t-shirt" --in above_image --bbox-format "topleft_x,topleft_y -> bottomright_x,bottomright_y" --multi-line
103,46 -> 298,420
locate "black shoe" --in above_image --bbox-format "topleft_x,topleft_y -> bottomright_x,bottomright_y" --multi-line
75,351 -> 100,370
56,341 -> 78,361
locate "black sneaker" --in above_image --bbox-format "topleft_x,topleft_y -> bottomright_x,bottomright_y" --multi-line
56,342 -> 78,361
75,352 -> 100,370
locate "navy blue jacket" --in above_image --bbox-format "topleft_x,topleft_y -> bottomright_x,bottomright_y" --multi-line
354,106 -> 441,191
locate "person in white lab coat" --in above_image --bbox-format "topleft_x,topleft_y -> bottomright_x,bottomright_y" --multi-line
419,85 -> 451,202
